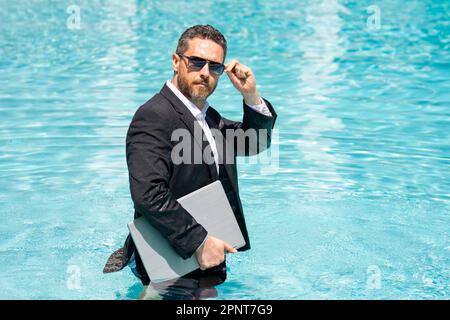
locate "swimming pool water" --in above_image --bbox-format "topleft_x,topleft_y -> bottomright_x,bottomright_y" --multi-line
0,0 -> 449,299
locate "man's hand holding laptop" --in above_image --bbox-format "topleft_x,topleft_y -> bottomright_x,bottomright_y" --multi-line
195,236 -> 237,270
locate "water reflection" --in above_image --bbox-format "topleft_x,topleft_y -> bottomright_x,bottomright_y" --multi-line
293,0 -> 352,196
1,0 -> 449,300
137,262 -> 227,300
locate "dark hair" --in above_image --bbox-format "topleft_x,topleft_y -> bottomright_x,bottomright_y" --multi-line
175,25 -> 227,59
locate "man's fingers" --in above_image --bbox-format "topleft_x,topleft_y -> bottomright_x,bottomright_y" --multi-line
226,70 -> 242,87
227,67 -> 248,85
224,242 -> 237,253
227,63 -> 251,80
236,67 -> 249,79
226,69 -> 238,81
224,59 -> 238,72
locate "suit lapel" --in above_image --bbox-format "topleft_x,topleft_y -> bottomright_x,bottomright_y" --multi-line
160,84 -> 219,181
160,84 -> 203,150
206,108 -> 236,185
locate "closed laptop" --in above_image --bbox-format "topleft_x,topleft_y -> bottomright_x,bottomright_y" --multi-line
128,180 -> 246,283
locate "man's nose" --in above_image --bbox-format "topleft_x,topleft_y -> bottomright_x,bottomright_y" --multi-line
198,62 -> 210,78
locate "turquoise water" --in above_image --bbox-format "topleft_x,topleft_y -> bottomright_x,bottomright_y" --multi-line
1,0 -> 449,299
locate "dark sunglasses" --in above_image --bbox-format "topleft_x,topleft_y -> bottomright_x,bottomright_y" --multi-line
178,53 -> 225,76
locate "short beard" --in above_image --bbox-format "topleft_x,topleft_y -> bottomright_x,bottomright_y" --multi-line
177,73 -> 217,103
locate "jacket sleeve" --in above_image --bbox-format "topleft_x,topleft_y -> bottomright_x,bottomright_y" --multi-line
220,98 -> 277,156
126,103 -> 207,259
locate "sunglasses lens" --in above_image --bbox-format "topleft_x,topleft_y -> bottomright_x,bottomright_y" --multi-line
190,58 -> 207,70
184,55 -> 224,75
210,63 -> 224,75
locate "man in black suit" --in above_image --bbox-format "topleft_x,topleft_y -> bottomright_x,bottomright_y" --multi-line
104,25 -> 277,298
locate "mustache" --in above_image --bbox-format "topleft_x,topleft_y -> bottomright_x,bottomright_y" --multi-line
194,80 -> 209,87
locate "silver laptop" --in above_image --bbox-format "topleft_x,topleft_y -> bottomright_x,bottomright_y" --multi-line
128,180 -> 246,283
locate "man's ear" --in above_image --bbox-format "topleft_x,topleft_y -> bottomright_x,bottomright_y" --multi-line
172,53 -> 179,74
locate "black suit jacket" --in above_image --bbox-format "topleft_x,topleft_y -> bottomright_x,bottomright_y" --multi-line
103,83 -> 277,282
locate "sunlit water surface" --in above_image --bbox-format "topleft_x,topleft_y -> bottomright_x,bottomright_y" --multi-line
0,0 -> 449,299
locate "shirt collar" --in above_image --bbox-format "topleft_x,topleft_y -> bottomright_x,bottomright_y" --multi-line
166,80 -> 209,121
